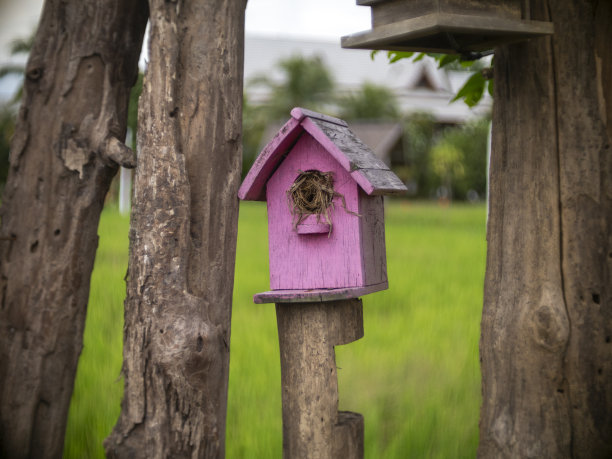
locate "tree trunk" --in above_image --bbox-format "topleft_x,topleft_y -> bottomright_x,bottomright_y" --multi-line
479,0 -> 612,457
104,0 -> 246,457
0,1 -> 147,457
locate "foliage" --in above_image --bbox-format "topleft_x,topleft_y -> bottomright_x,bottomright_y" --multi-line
63,207 -> 128,459
65,201 -> 486,458
242,52 -> 491,199
7,33 -> 36,56
399,114 -> 490,201
242,94 -> 269,178
242,55 -> 336,178
430,140 -> 465,199
375,51 -> 493,107
0,32 -> 35,105
0,33 -> 32,192
452,71 -> 489,107
248,55 -> 335,121
397,112 -> 439,197
435,117 -> 490,200
338,82 -> 399,121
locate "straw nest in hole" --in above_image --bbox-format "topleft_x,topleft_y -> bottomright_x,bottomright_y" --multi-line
287,170 -> 358,235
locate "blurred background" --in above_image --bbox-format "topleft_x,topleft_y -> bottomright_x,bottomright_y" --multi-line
0,0 -> 489,457
0,0 -> 491,205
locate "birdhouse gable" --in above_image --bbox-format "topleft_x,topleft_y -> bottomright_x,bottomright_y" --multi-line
238,107 -> 407,201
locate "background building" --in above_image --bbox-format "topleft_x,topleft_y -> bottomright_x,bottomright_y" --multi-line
245,35 -> 491,124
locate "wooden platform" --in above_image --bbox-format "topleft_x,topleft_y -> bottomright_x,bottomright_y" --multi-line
341,12 -> 554,53
253,281 -> 388,304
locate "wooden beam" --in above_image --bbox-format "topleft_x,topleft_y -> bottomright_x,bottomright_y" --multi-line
276,299 -> 365,458
341,12 -> 553,53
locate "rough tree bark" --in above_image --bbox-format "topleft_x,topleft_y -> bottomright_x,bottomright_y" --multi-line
479,0 -> 611,457
104,0 -> 246,456
0,1 -> 147,457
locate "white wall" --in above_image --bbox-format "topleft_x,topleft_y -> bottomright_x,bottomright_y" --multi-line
0,0 -> 43,101
0,0 -> 42,62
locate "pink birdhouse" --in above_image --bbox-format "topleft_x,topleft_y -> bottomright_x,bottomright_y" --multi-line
238,108 -> 406,304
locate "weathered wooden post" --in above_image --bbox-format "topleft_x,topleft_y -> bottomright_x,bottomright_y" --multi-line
238,108 -> 406,458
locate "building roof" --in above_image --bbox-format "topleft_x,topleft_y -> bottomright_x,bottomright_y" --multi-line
238,107 -> 407,201
348,121 -> 403,165
244,34 -> 492,123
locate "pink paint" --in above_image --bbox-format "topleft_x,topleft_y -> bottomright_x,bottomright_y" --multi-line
238,108 -> 405,298
238,116 -> 302,201
296,215 -> 330,235
266,133 -> 364,290
301,117 -> 353,172
350,169 -> 376,195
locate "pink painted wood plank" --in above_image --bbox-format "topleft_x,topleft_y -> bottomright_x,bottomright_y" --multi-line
350,169 -> 376,195
296,214 -> 330,235
353,167 -> 408,195
239,108 -> 406,202
300,117 -> 353,172
238,117 -> 303,201
266,133 -> 364,290
309,118 -> 391,171
253,281 -> 389,304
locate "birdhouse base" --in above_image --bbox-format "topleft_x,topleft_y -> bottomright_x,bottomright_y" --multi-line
253,281 -> 388,304
341,13 -> 554,53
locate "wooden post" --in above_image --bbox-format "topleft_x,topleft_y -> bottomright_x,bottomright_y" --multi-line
276,299 -> 365,459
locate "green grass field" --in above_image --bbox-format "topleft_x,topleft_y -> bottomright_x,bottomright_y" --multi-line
63,200 -> 487,458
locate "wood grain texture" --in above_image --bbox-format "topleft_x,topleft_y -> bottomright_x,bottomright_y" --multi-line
237,117 -> 302,201
551,1 -> 612,455
296,214 -> 331,234
0,1 -> 147,456
276,299 -> 364,459
305,118 -> 390,172
359,193 -> 387,286
341,12 -> 553,53
352,168 -> 407,195
479,1 -> 612,457
368,0 -> 523,28
104,0 -> 246,457
266,133 -> 365,290
253,282 -> 388,304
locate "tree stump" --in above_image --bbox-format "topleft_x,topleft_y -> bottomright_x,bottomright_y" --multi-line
276,298 -> 365,459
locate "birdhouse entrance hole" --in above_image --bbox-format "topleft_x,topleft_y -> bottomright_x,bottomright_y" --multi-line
287,170 -> 335,235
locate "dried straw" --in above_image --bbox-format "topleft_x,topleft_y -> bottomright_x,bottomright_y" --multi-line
287,170 -> 359,236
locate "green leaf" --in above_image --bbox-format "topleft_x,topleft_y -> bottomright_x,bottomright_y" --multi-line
9,33 -> 35,55
381,50 -> 494,107
437,54 -> 460,68
487,79 -> 494,97
451,72 -> 486,107
370,50 -> 379,61
0,65 -> 25,79
388,51 -> 414,63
